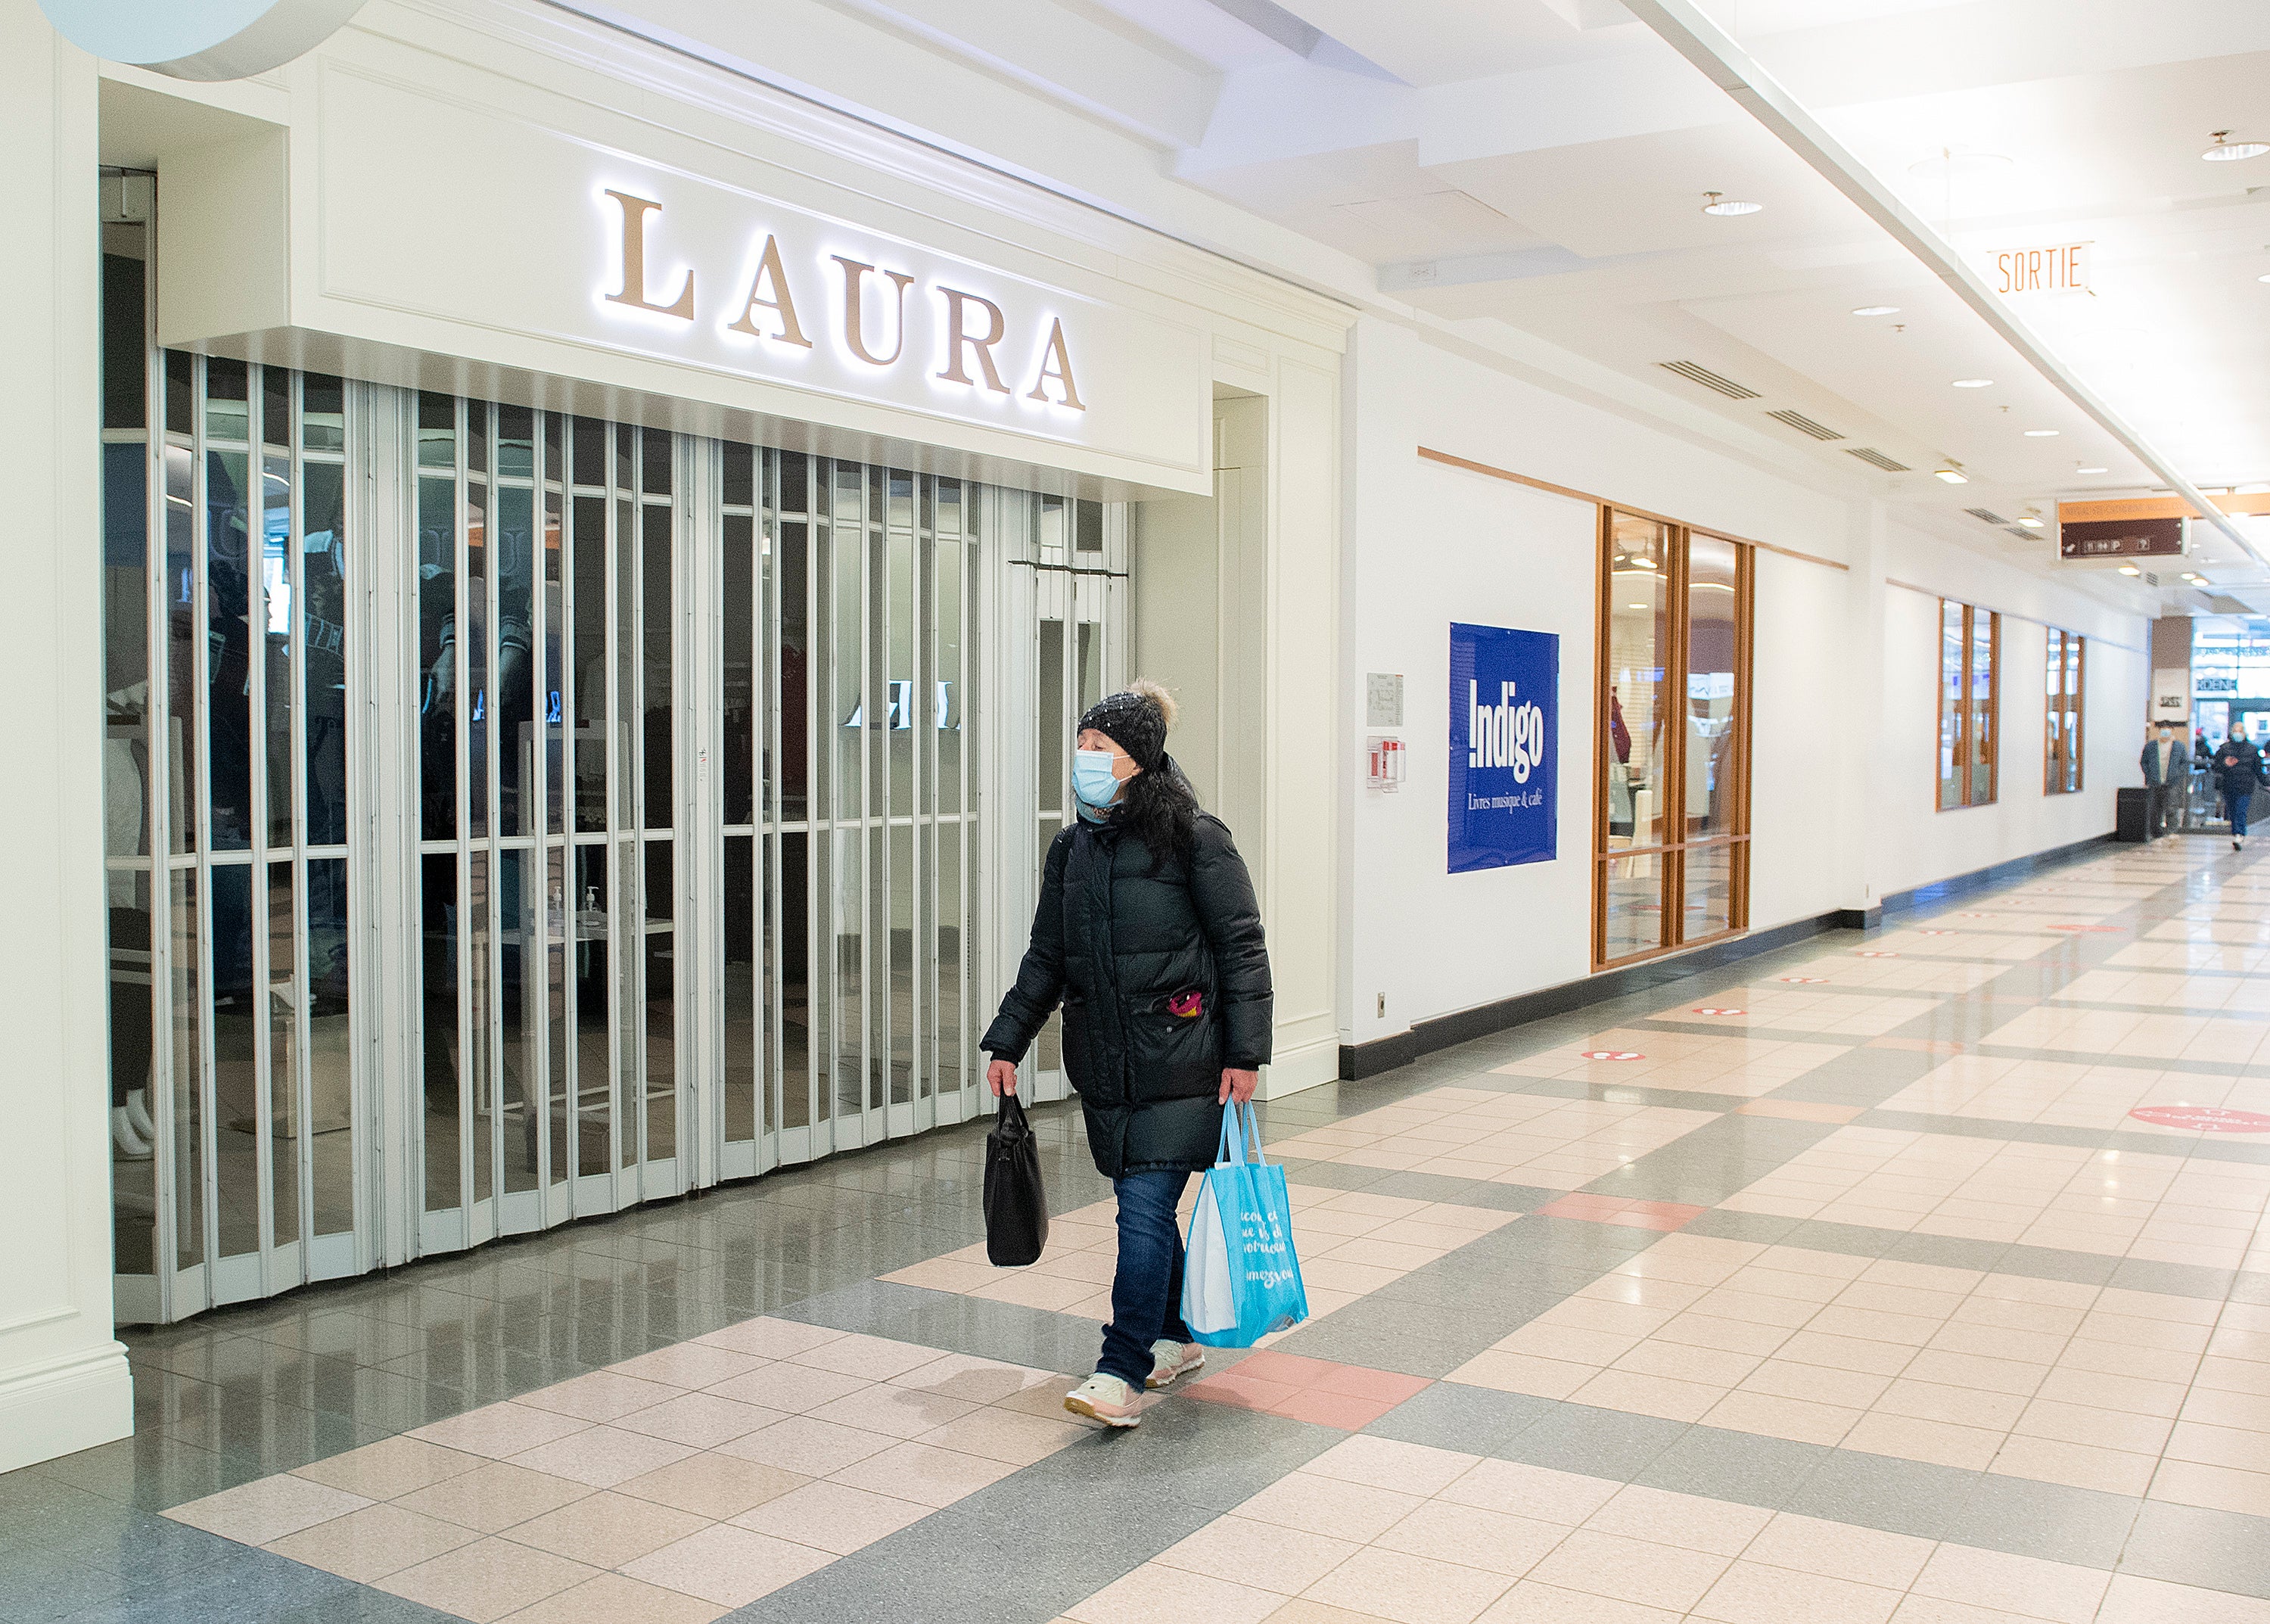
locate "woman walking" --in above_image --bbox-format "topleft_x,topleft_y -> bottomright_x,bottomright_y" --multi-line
2212,728 -> 2268,851
981,680 -> 1272,1427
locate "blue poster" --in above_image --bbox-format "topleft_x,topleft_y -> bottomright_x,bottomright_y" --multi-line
1448,623 -> 1559,873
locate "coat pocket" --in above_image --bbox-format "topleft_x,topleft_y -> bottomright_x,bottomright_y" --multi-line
1130,1001 -> 1222,1100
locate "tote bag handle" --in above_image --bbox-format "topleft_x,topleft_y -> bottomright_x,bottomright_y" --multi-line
1214,1100 -> 1265,1167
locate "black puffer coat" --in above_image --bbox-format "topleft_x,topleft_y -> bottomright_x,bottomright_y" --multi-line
981,812 -> 1272,1180
2212,736 -> 2268,797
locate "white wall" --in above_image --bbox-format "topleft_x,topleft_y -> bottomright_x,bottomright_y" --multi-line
1340,316 -> 1863,1047
1873,521 -> 2148,899
0,0 -> 134,1473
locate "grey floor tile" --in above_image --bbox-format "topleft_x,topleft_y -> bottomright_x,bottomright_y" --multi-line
1680,1209 -> 1802,1246
2118,1500 -> 2270,1601
1496,1402 -> 1690,1480
1951,1473 -> 2139,1570
1364,1383 -> 1556,1457
1632,1424 -> 1832,1510
1781,1449 -> 1979,1542
1880,1230 -> 2013,1274
2105,1257 -> 2237,1300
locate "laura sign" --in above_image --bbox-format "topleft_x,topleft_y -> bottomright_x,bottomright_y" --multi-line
1448,624 -> 1558,874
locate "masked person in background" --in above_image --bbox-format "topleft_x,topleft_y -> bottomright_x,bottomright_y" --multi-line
981,680 -> 1273,1428
2212,728 -> 2268,851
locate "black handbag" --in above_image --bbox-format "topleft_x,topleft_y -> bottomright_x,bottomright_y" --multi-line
983,1093 -> 1050,1267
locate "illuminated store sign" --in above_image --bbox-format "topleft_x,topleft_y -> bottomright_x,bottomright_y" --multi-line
600,191 -> 1085,412
1988,241 -> 2091,295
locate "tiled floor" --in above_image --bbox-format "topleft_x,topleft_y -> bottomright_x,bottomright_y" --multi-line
12,834 -> 2270,1624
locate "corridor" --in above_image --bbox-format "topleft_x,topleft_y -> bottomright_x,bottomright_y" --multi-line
8,835 -> 2270,1624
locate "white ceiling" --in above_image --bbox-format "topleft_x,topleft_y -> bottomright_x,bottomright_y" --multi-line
636,0 -> 2270,609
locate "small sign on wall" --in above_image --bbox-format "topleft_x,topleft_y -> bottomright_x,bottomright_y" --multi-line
2152,669 -> 2190,720
1448,624 -> 1558,873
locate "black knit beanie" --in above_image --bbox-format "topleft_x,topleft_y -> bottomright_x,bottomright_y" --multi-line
1078,682 -> 1172,772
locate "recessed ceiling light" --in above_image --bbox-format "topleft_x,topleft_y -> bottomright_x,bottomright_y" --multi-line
1701,191 -> 1762,216
1852,305 -> 1900,316
2023,429 -> 2060,437
2079,466 -> 2109,474
1953,378 -> 1995,388
2017,516 -> 2045,527
2259,274 -> 2270,283
2204,131 -> 2270,162
2119,565 -> 2141,576
1628,602 -> 1650,609
1934,466 -> 1969,484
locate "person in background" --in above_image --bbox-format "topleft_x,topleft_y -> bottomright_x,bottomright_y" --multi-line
2140,720 -> 2189,841
2211,727 -> 2268,851
981,680 -> 1273,1428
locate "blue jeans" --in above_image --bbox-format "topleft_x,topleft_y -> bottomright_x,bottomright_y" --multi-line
2228,789 -> 2254,838
1099,1169 -> 1193,1388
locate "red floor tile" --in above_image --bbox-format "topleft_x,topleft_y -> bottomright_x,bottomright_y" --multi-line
1180,1353 -> 1432,1430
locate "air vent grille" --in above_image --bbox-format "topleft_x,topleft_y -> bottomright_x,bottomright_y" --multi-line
1964,507 -> 2010,525
1846,448 -> 1911,471
1657,361 -> 1762,400
2004,527 -> 2035,540
1766,409 -> 1845,441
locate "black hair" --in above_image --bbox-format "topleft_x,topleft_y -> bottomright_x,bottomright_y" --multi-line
1124,753 -> 1201,873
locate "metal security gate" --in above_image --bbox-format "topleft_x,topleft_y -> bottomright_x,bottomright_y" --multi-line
101,177 -> 1127,1321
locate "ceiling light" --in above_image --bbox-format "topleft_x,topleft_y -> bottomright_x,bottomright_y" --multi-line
2024,429 -> 2060,437
2119,565 -> 2141,576
1852,305 -> 1900,316
1953,378 -> 1995,389
1628,602 -> 1649,609
1934,465 -> 1969,484
2079,466 -> 2109,474
2183,571 -> 2204,581
1701,191 -> 1762,216
1630,557 -> 1656,570
2259,274 -> 2270,283
2017,516 -> 2045,528
2203,132 -> 2269,162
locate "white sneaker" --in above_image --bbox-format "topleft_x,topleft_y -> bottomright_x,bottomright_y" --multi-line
1147,1340 -> 1205,1389
110,1106 -> 152,1160
1063,1373 -> 1142,1427
126,1087 -> 156,1140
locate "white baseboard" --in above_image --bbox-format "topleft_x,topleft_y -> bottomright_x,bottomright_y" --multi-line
1258,1037 -> 1339,1100
0,1341 -> 133,1474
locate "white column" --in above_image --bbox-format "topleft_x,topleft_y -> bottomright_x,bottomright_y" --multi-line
0,0 -> 135,1473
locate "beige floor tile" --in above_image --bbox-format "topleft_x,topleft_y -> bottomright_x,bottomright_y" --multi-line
163,1473 -> 375,1546
1235,1471 -> 1426,1542
2094,1573 -> 2270,1623
1444,1349 -> 1594,1401
1475,1579 -> 1684,1622
507,1424 -> 698,1490
615,1451 -> 807,1519
499,1489 -> 710,1568
612,1392 -> 787,1449
913,1404 -> 1087,1465
1566,1368 -> 1725,1423
729,1478 -> 931,1555
377,1534 -> 600,1623
1437,1460 -> 1621,1526
1156,1512 -> 1360,1594
605,1343 -> 770,1392
1909,1544 -> 2110,1623
618,1523 -> 835,1608
1302,1545 -> 1516,1624
495,1570 -> 728,1624
395,1461 -> 593,1534
1741,1513 -> 1933,1590
1523,1529 -> 1732,1612
263,1502 -> 480,1583
828,1438 -> 1019,1507
518,1370 -> 686,1424
1874,1379 -> 2029,1432
1691,1558 -> 1903,1624
789,1332 -> 950,1382
1699,1389 -> 1861,1447
1373,1501 -> 1569,1578
692,1317 -> 847,1360
1838,1412 -> 2003,1471
714,1413 -> 899,1476
1584,1484 -> 1773,1557
1304,1436 -> 1480,1497
702,1362 -> 872,1415
1989,1435 -> 2156,1496
409,1401 -> 595,1461
800,1384 -> 978,1442
2148,1458 -> 2270,1517
291,1436 -> 486,1500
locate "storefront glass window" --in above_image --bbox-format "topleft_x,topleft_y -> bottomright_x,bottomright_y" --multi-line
1936,599 -> 2000,810
2045,629 -> 2085,795
1594,512 -> 1752,969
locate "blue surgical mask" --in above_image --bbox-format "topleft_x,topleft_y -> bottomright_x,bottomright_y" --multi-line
1072,749 -> 1123,813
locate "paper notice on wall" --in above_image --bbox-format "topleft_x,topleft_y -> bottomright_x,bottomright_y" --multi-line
2152,669 -> 2191,719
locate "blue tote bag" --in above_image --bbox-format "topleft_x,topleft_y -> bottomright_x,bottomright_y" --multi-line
1181,1101 -> 1308,1348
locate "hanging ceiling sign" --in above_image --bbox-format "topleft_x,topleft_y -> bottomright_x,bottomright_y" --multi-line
2057,516 -> 2185,559
1988,241 -> 2091,295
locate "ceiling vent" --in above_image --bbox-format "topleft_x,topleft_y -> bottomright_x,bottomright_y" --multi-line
1657,361 -> 1762,400
1846,448 -> 1911,471
1766,409 -> 1845,441
2004,527 -> 2035,540
1964,507 -> 2010,524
